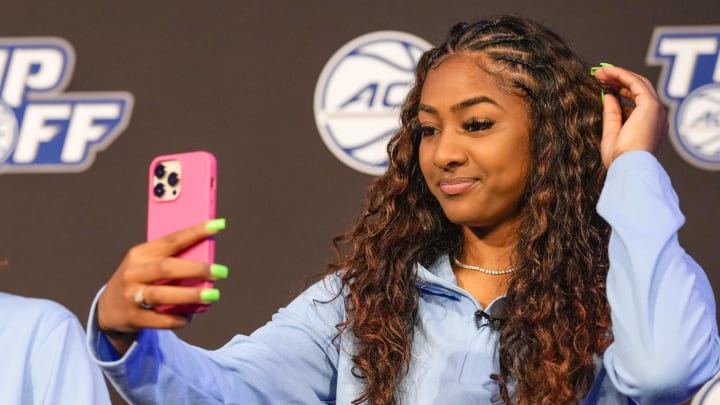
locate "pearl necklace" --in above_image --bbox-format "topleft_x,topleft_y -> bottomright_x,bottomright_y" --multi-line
453,257 -> 516,275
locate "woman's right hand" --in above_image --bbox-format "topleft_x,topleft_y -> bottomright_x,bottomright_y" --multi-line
97,219 -> 226,354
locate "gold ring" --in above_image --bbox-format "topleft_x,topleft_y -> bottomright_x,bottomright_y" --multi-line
133,288 -> 153,310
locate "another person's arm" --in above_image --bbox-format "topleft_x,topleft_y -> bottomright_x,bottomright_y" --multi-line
0,295 -> 112,405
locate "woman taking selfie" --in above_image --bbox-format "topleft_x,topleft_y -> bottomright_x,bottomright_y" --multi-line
88,15 -> 719,404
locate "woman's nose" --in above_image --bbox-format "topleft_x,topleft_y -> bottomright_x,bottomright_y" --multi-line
433,132 -> 466,170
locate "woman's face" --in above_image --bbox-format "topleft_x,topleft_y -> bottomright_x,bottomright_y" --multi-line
418,54 -> 531,232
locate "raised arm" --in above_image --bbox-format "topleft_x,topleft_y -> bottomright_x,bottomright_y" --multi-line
593,65 -> 720,403
88,219 -> 342,403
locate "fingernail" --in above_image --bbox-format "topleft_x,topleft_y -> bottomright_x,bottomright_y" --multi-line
601,89 -> 605,103
206,218 -> 226,232
200,288 -> 220,302
210,264 -> 229,279
590,62 -> 614,76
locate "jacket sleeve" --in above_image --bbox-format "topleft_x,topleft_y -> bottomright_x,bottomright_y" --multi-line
599,151 -> 720,404
86,276 -> 344,404
30,302 -> 112,405
19,299 -> 111,405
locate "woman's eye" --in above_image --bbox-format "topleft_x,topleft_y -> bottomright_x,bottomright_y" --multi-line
463,119 -> 494,132
418,125 -> 439,137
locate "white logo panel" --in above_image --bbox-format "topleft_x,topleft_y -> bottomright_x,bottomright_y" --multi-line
314,31 -> 432,175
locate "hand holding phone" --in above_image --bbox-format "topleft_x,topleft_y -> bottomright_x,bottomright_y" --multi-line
147,151 -> 217,314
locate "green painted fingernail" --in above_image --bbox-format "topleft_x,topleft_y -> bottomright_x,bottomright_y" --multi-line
210,264 -> 228,279
601,89 -> 605,103
200,288 -> 220,302
591,62 -> 615,76
206,218 -> 226,232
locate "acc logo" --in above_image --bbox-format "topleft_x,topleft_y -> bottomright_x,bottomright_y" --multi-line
0,37 -> 133,174
314,31 -> 432,175
647,26 -> 720,171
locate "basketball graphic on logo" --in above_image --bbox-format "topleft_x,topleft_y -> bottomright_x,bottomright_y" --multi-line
0,101 -> 18,165
676,83 -> 720,169
314,31 -> 432,175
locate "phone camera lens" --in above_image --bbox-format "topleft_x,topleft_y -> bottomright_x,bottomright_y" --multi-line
153,183 -> 165,197
154,164 -> 166,179
167,172 -> 179,186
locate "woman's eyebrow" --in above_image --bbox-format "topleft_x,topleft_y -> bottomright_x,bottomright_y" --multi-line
451,96 -> 500,112
418,103 -> 437,114
418,95 -> 501,115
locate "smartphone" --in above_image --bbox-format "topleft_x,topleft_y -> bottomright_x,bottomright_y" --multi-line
147,151 -> 217,314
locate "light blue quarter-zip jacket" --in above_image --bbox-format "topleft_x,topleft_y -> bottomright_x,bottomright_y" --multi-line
0,293 -> 111,404
87,151 -> 720,404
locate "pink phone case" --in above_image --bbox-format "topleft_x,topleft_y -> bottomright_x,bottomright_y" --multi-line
147,151 -> 217,314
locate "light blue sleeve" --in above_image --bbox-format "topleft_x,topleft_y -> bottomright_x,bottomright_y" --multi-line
87,276 -> 344,404
30,301 -> 112,405
598,151 -> 720,404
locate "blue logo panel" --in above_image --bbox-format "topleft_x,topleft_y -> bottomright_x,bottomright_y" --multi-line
647,27 -> 720,170
0,38 -> 133,174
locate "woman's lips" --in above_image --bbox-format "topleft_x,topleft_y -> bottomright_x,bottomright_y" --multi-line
438,177 -> 478,195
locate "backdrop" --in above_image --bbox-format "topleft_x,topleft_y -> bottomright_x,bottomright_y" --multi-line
0,1 -> 718,403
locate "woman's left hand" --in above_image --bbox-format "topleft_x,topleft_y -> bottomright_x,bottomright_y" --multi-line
593,65 -> 668,168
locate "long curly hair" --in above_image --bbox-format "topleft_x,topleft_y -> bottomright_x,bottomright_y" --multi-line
326,15 -> 611,404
